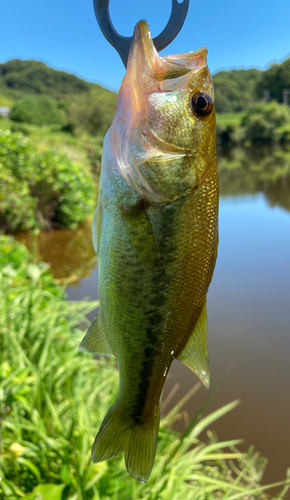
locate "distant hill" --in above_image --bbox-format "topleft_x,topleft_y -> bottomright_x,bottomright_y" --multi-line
1,56 -> 290,114
0,59 -> 110,101
0,59 -> 119,137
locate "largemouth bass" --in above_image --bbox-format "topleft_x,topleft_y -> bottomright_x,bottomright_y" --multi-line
79,20 -> 218,482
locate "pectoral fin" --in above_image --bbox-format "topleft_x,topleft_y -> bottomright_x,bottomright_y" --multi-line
177,303 -> 210,389
121,201 -> 157,269
78,313 -> 112,355
92,204 -> 103,263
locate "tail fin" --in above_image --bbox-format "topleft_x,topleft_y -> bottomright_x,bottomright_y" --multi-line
91,400 -> 160,482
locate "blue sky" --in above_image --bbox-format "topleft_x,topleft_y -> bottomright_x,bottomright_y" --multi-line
1,0 -> 290,92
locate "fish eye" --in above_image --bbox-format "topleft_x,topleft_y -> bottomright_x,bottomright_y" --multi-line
191,91 -> 213,116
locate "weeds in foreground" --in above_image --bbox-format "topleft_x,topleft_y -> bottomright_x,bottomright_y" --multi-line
0,235 -> 289,499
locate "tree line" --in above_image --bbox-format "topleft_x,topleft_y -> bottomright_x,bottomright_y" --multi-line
1,56 -> 290,143
1,55 -> 290,116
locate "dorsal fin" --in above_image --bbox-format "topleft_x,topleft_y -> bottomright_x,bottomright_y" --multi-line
177,303 -> 210,389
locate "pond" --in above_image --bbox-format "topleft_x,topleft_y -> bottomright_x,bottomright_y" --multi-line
16,146 -> 290,488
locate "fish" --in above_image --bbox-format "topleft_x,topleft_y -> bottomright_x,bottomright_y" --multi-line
78,20 -> 218,482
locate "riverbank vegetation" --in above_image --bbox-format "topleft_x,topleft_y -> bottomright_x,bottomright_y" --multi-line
216,102 -> 290,146
1,235 -> 289,499
0,127 -> 95,232
219,146 -> 290,208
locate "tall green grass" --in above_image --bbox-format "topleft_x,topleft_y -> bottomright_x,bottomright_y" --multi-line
0,235 -> 289,499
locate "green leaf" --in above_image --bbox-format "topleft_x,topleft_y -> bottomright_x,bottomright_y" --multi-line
26,264 -> 41,282
24,484 -> 65,500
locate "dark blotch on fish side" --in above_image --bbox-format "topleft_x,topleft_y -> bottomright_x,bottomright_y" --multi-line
130,204 -> 177,423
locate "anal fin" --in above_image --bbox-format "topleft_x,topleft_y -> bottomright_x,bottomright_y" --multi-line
78,313 -> 112,355
177,303 -> 210,389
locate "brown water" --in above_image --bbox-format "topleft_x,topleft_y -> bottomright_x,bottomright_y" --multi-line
16,147 -> 290,491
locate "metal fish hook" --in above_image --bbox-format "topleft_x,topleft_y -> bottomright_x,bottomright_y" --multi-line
93,0 -> 190,68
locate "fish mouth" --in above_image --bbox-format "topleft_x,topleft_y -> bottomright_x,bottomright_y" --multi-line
128,20 -> 208,81
110,21 -> 211,202
130,20 -> 155,65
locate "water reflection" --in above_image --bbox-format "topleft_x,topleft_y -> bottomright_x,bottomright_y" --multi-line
15,221 -> 96,284
218,146 -> 290,212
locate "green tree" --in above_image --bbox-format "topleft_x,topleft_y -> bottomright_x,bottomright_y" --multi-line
68,88 -> 118,136
256,57 -> 290,103
242,101 -> 290,144
10,95 -> 63,126
213,68 -> 262,113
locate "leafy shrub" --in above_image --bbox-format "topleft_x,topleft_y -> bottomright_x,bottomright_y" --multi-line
1,236 -> 289,499
216,103 -> 290,146
273,122 -> 290,144
242,101 -> 290,144
10,95 -> 63,126
0,234 -> 64,298
10,121 -> 31,135
216,114 -> 244,146
68,88 -> 117,136
0,128 -> 95,231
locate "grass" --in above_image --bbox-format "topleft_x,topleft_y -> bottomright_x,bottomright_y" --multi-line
0,234 -> 290,499
0,95 -> 14,108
